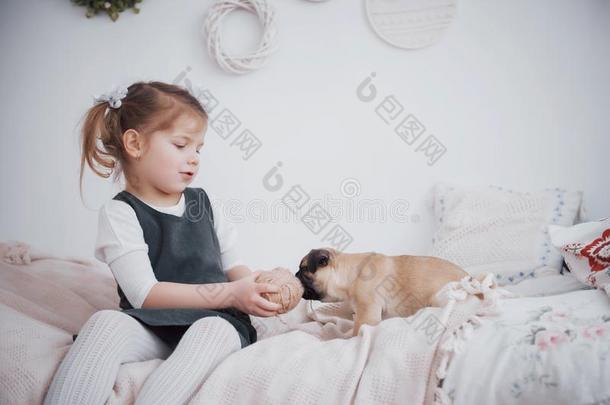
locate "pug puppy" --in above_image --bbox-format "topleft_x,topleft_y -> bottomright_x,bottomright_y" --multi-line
295,248 -> 484,337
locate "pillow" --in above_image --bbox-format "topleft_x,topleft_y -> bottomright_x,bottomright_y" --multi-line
549,218 -> 610,296
429,183 -> 583,285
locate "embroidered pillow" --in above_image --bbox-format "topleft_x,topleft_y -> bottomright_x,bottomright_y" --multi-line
549,218 -> 610,296
429,183 -> 583,286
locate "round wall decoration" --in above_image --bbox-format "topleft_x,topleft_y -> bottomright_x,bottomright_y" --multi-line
203,0 -> 279,75
365,0 -> 458,49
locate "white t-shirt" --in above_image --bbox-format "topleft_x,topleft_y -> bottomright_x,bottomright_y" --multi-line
94,191 -> 243,309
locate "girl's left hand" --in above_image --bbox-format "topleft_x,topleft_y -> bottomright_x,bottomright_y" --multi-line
230,271 -> 282,317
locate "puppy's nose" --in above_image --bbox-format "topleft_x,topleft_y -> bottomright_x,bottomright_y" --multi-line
295,271 -> 312,291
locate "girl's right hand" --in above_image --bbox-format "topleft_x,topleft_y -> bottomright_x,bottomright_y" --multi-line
230,271 -> 282,317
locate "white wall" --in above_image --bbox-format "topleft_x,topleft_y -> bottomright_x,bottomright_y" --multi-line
1,0 -> 608,271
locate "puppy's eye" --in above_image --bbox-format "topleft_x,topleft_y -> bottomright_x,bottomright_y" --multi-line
318,256 -> 328,267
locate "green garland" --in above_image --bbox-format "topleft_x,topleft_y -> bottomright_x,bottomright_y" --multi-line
71,0 -> 143,22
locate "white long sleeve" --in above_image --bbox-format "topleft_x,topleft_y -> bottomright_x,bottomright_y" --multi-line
210,198 -> 244,270
94,201 -> 157,309
94,191 -> 243,309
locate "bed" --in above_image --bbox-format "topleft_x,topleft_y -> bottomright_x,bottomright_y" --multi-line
2,183 -> 608,404
0,241 -> 608,405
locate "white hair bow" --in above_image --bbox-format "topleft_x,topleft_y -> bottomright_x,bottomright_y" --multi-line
93,85 -> 128,109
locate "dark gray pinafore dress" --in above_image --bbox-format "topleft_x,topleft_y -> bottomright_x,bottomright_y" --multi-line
75,187 -> 257,350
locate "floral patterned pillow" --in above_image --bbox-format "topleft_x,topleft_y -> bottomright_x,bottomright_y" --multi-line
549,218 -> 610,296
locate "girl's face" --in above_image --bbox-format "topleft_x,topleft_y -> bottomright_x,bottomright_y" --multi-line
138,111 -> 206,198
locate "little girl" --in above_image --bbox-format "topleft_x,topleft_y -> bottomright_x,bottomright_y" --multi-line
44,81 -> 282,405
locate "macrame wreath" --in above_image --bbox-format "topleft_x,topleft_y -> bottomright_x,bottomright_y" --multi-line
202,0 -> 330,74
202,0 -> 279,75
255,267 -> 304,313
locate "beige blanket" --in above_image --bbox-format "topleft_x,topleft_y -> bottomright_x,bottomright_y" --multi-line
0,241 -> 503,405
0,241 -> 159,405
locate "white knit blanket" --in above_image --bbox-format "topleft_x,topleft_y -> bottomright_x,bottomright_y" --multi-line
0,241 -> 506,405
191,275 -> 508,405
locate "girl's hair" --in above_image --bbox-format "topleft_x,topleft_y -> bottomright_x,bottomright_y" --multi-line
79,81 -> 207,200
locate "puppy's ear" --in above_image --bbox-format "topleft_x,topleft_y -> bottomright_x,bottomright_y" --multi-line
312,249 -> 330,268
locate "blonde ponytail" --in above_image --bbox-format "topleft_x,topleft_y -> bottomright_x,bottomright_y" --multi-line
78,81 -> 208,204
78,102 -> 125,202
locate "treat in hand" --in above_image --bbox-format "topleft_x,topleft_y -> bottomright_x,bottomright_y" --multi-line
255,267 -> 304,314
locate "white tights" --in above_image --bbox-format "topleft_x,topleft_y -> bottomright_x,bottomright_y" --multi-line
43,309 -> 242,405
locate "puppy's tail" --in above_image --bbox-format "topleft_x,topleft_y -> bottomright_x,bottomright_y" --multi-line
472,272 -> 497,300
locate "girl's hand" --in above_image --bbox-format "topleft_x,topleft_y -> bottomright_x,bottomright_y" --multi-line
231,271 -> 282,317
